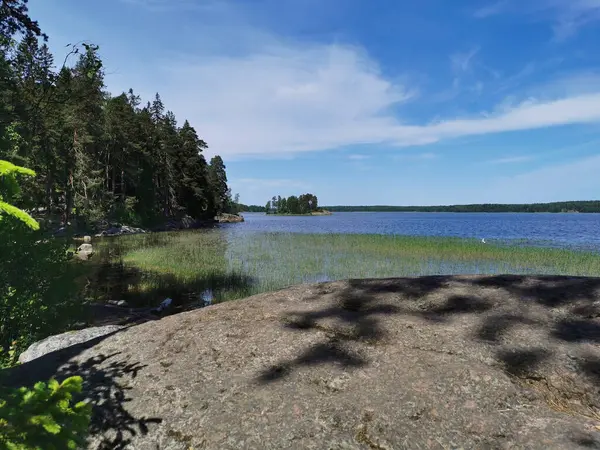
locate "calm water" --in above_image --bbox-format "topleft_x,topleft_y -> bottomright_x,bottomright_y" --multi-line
226,212 -> 600,251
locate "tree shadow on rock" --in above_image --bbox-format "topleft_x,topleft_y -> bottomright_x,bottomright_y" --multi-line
60,353 -> 162,450
474,275 -> 600,308
256,275 -> 600,392
2,337 -> 161,449
257,276 -> 483,384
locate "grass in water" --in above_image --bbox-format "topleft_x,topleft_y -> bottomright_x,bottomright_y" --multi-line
88,230 -> 600,309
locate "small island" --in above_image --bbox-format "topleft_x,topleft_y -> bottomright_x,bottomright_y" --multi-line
265,193 -> 332,215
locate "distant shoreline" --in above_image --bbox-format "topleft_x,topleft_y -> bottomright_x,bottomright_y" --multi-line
321,201 -> 600,214
265,210 -> 333,217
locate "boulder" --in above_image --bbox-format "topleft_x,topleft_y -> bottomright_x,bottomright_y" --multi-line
215,213 -> 245,223
7,275 -> 600,449
98,224 -> 146,236
75,242 -> 94,261
18,325 -> 124,364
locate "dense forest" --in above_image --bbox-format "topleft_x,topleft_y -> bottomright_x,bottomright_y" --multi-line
0,6 -> 236,231
324,201 -> 600,213
265,193 -> 320,214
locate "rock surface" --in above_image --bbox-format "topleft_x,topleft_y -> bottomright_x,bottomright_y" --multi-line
75,242 -> 94,260
96,224 -> 147,237
18,325 -> 124,364
7,275 -> 600,449
216,213 -> 245,223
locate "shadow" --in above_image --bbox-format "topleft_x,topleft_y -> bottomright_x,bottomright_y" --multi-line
473,275 -> 600,308
63,353 -> 162,449
476,314 -> 538,342
2,338 -> 161,449
553,319 -> 600,343
496,348 -> 550,376
80,256 -> 254,328
256,275 -> 600,393
421,295 -> 492,322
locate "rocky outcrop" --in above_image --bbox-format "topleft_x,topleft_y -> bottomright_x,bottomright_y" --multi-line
7,275 -> 600,449
18,325 -> 124,364
95,224 -> 147,237
215,213 -> 245,223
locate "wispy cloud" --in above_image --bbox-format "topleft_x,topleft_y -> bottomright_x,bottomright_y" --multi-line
481,154 -> 600,203
450,47 -> 480,73
235,178 -> 309,189
348,154 -> 370,160
473,0 -> 600,40
486,155 -> 533,164
473,0 -> 508,18
393,152 -> 437,161
551,0 -> 600,41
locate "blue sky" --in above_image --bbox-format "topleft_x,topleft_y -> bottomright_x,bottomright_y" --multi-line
28,0 -> 600,205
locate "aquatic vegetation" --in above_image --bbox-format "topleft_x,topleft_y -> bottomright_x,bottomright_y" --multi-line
89,230 -> 600,309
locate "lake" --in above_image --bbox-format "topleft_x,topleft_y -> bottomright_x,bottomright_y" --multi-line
91,211 -> 600,310
228,212 -> 600,251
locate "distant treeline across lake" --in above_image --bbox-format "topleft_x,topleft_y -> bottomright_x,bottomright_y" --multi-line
241,201 -> 600,214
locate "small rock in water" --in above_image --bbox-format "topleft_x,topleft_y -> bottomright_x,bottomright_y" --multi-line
152,297 -> 173,314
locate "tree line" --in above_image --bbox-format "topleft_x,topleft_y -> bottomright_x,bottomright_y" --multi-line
1,12 -> 236,231
265,193 -> 319,215
241,200 -> 600,214
324,201 -> 600,213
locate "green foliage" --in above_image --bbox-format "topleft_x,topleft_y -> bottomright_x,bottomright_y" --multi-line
1,11 -> 232,231
267,193 -> 319,215
0,376 -> 92,450
0,217 -> 84,361
0,160 -> 38,230
0,160 -> 82,360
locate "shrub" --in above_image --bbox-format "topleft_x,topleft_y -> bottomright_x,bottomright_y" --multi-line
0,376 -> 92,450
0,160 -> 85,362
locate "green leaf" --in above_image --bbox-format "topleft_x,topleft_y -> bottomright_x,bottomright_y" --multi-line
0,201 -> 40,230
0,160 -> 36,178
60,376 -> 83,393
29,414 -> 61,434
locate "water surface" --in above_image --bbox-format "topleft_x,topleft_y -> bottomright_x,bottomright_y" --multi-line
228,212 -> 600,251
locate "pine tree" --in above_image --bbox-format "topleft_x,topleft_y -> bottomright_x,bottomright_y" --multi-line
208,155 -> 228,215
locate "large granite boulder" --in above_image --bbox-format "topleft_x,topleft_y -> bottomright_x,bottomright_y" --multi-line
18,325 -> 124,364
6,275 -> 600,449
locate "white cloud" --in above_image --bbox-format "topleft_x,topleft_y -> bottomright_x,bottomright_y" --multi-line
153,40 -> 600,159
348,154 -> 370,160
393,152 -> 437,161
551,0 -> 600,40
481,154 -> 600,203
473,1 -> 508,18
486,155 -> 533,164
235,178 -> 309,189
450,47 -> 480,73
474,0 -> 600,40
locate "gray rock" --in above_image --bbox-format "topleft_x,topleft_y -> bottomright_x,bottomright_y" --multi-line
76,242 -> 94,261
215,213 -> 245,223
99,224 -> 146,236
8,275 -> 600,448
107,300 -> 129,307
18,325 -> 124,364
